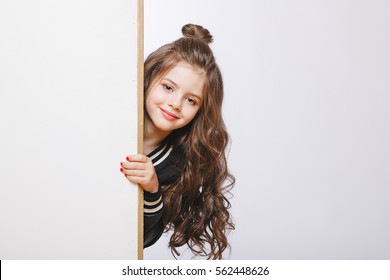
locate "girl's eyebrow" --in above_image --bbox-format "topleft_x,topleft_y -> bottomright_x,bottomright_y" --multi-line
161,78 -> 177,87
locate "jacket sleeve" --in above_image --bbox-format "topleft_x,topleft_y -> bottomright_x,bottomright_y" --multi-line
143,187 -> 164,248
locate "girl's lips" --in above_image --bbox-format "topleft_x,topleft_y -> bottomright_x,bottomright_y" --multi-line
160,108 -> 180,120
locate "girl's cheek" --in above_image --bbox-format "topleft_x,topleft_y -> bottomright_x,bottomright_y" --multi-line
147,92 -> 165,104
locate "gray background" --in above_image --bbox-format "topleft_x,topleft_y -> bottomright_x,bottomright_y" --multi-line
144,0 -> 390,259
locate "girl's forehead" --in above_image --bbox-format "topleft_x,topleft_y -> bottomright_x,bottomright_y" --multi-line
165,61 -> 204,77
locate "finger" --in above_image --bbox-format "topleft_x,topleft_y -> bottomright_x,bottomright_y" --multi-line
122,169 -> 145,177
126,154 -> 149,163
125,175 -> 147,185
124,174 -> 138,184
121,161 -> 146,170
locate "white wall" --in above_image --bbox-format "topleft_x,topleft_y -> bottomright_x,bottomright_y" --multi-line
0,0 -> 140,259
144,0 -> 390,259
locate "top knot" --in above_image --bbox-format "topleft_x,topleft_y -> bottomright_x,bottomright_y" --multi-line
182,24 -> 213,44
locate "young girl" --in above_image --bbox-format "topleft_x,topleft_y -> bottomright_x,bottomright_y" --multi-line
120,24 -> 235,259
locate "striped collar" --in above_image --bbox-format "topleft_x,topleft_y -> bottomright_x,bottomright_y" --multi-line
147,143 -> 173,167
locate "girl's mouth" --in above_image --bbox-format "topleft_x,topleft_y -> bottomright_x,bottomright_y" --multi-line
160,108 -> 180,120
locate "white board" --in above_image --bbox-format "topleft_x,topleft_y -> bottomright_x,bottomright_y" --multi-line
0,0 -> 143,259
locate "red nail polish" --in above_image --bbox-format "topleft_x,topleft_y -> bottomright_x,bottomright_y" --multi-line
126,156 -> 130,161
120,162 -> 123,167
120,168 -> 124,172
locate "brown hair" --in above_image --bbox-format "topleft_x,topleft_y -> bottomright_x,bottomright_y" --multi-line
144,24 -> 235,259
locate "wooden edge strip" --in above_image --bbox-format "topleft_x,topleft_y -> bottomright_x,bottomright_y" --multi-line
137,0 -> 144,260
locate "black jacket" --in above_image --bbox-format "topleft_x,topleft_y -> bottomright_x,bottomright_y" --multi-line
143,141 -> 183,247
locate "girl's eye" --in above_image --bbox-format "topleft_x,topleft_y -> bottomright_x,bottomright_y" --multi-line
187,97 -> 197,105
162,84 -> 173,92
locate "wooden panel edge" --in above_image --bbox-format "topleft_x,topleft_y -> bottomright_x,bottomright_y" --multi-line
137,0 -> 144,260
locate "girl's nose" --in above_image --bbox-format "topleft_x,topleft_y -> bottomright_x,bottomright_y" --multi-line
169,102 -> 181,111
168,96 -> 181,111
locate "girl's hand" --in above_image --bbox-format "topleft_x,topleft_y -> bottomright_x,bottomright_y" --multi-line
120,154 -> 159,193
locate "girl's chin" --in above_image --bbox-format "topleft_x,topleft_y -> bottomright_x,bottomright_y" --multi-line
147,117 -> 188,134
154,120 -> 184,131
152,123 -> 176,133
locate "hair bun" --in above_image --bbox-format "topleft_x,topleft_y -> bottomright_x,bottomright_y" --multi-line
182,23 -> 213,44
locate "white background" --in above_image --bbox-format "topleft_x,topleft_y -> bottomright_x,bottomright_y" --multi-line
144,0 -> 390,259
0,0 -> 140,259
0,0 -> 388,261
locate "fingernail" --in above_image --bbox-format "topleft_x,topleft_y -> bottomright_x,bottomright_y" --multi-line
120,162 -> 123,167
126,156 -> 130,161
120,168 -> 124,172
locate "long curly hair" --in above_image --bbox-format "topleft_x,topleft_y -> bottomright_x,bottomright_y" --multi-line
144,24 -> 235,259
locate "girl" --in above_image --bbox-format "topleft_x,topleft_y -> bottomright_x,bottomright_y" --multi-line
120,24 -> 235,259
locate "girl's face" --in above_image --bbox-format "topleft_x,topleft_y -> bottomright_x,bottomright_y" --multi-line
145,61 -> 205,134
